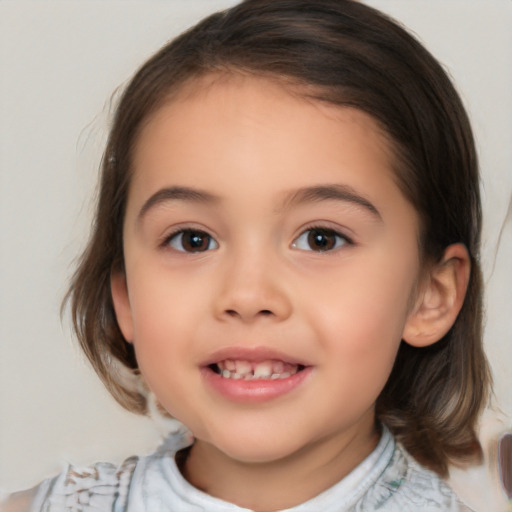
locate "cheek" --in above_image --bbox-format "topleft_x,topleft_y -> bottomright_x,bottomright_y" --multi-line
126,275 -> 193,369
303,258 -> 416,379
128,283 -> 195,417
128,264 -> 206,333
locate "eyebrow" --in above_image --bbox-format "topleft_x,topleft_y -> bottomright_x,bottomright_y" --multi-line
137,186 -> 219,222
282,184 -> 382,219
137,183 -> 381,222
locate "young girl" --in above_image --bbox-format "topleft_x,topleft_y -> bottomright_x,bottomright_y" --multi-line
3,0 -> 491,510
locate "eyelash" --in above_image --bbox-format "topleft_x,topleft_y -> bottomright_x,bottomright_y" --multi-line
162,228 -> 219,253
161,226 -> 353,254
292,226 -> 353,252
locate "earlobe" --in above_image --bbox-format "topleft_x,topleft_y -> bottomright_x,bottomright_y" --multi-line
402,244 -> 470,348
110,272 -> 134,343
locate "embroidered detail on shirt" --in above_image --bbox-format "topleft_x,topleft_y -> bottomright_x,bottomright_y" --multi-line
354,446 -> 462,511
388,478 -> 405,489
41,456 -> 138,512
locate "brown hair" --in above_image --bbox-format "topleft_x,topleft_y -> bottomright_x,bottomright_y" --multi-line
67,0 -> 490,476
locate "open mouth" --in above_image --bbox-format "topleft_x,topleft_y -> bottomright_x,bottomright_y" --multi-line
209,359 -> 306,381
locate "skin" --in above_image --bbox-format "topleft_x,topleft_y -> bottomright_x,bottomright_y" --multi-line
111,75 -> 469,511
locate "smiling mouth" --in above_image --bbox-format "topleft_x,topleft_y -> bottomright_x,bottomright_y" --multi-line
209,359 -> 306,381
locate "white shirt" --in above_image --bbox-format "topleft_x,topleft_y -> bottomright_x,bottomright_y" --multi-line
3,426 -> 473,512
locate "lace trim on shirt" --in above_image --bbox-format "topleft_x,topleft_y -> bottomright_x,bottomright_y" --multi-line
38,456 -> 137,512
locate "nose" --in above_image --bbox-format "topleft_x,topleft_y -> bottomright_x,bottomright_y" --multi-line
213,250 -> 292,323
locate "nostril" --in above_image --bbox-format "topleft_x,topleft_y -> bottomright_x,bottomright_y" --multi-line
224,309 -> 273,318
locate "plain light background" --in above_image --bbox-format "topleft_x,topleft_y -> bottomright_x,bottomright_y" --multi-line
1,1 -> 511,510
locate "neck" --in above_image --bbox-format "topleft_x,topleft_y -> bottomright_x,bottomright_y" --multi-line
182,418 -> 379,512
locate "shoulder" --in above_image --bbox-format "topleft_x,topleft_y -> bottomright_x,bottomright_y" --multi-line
3,456 -> 138,512
1,427 -> 193,512
362,442 -> 475,512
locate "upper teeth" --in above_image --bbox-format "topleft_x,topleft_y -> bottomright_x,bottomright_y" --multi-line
216,359 -> 298,380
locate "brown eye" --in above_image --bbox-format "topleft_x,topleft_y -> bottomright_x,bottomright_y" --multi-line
167,229 -> 218,253
292,228 -> 348,252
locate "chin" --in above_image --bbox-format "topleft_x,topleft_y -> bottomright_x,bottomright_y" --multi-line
202,428 -> 307,464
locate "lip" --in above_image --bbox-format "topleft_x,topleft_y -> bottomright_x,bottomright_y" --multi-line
202,346 -> 308,367
201,365 -> 312,403
200,346 -> 312,403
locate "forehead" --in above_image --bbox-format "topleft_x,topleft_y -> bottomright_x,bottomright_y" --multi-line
131,74 -> 399,194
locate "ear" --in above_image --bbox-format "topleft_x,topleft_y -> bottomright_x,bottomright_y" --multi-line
402,243 -> 470,347
110,272 -> 134,343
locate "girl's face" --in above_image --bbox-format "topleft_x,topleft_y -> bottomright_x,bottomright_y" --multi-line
113,75 -> 423,466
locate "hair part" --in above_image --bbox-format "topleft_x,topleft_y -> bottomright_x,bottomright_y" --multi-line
66,0 -> 490,476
